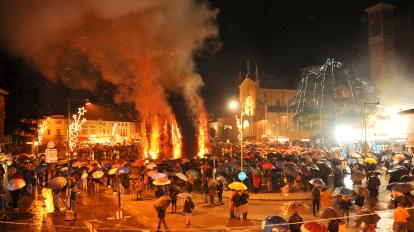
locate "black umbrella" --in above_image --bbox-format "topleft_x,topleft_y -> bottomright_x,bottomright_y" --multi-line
359,210 -> 381,224
283,163 -> 300,177
334,187 -> 354,195
391,183 -> 414,193
399,175 -> 414,183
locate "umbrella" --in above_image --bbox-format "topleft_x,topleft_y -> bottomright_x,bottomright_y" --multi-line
216,175 -> 227,185
310,164 -> 320,171
81,173 -> 88,179
283,163 -> 300,177
131,160 -> 145,167
260,162 -> 275,169
393,154 -> 405,162
151,173 -> 167,179
112,163 -> 122,168
147,170 -> 159,178
309,178 -> 325,187
155,196 -> 171,209
50,176 -> 67,190
153,178 -> 171,186
302,222 -> 328,232
262,216 -> 289,232
7,178 -> 26,191
391,183 -> 414,193
334,187 -> 354,195
116,166 -> 130,175
174,173 -> 188,181
86,165 -> 95,172
208,179 -> 218,188
92,170 -> 104,179
317,207 -> 340,219
353,185 -> 369,197
363,158 -> 377,165
389,165 -> 408,173
228,182 -> 247,191
177,192 -> 192,198
186,169 -> 200,180
108,167 -> 118,175
400,175 -> 414,183
145,162 -> 157,169
284,201 -> 309,214
359,210 -> 381,224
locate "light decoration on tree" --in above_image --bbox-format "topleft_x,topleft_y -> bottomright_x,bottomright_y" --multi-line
69,107 -> 87,152
38,120 -> 48,144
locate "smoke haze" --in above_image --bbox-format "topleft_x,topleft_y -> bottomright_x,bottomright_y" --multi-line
0,0 -> 218,158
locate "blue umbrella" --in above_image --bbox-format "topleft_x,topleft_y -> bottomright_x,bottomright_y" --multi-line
262,216 -> 289,232
116,166 -> 130,175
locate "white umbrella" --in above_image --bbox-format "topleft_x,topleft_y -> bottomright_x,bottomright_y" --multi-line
174,173 -> 188,181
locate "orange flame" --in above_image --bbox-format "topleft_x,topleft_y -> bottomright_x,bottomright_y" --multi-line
197,112 -> 210,158
140,120 -> 149,159
149,115 -> 160,159
171,119 -> 182,159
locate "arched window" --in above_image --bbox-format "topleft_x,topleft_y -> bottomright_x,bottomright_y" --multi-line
245,96 -> 254,116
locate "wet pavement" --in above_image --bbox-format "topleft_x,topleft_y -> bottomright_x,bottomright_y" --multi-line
0,174 -> 400,231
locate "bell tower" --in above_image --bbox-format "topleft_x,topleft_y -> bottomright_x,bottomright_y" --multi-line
366,2 -> 395,90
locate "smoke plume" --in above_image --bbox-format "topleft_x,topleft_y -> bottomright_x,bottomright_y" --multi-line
0,0 -> 218,158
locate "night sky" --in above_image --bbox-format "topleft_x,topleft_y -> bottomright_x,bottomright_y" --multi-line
0,0 -> 407,133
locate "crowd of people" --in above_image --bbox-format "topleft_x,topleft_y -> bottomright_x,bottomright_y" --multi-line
0,141 -> 414,231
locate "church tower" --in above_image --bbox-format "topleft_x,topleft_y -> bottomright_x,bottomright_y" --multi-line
366,2 -> 395,90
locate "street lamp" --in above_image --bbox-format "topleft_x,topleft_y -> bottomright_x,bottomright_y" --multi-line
363,101 -> 380,154
228,100 -> 244,171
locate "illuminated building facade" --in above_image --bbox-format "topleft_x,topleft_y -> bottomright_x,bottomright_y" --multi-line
38,115 -> 139,146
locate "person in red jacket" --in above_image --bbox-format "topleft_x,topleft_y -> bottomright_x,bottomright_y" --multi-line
252,175 -> 260,193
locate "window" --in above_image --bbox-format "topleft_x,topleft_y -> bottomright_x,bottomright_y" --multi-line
56,120 -> 62,124
47,129 -> 50,135
82,129 -> 88,135
56,129 -> 61,135
90,129 -> 96,134
276,100 -> 281,106
370,21 -> 381,37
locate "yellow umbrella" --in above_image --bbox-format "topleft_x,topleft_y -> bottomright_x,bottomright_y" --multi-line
108,167 -> 118,175
153,178 -> 171,186
364,158 -> 377,165
228,182 -> 247,191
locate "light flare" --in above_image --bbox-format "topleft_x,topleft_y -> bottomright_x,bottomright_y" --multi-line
149,115 -> 160,159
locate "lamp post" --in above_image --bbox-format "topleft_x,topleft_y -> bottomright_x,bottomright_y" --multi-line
363,101 -> 380,154
228,100 -> 244,171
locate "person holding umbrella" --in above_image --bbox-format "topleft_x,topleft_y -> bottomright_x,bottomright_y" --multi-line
339,195 -> 352,224
240,189 -> 249,220
154,196 -> 170,232
311,186 -> 321,216
217,180 -> 224,204
183,196 -> 195,227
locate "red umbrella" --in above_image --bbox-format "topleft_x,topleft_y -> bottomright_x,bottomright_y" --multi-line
261,162 -> 275,169
303,222 -> 328,232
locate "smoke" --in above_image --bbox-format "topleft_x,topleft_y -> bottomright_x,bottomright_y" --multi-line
375,55 -> 414,110
0,0 -> 218,157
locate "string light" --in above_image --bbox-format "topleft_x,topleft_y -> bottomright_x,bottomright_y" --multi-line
37,120 -> 48,144
69,107 -> 87,152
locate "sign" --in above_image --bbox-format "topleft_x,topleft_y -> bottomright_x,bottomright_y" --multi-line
238,171 -> 247,181
45,148 -> 58,163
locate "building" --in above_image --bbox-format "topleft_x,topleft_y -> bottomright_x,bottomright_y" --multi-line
366,2 -> 396,90
212,63 -> 313,142
38,115 -> 139,146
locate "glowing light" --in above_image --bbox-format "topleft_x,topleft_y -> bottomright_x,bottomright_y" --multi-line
228,100 -> 239,110
149,115 -> 160,159
69,107 -> 87,152
171,119 -> 182,159
197,112 -> 210,158
38,120 -> 48,144
335,125 -> 360,142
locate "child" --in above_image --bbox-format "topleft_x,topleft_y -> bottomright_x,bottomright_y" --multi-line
393,202 -> 409,232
